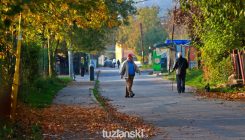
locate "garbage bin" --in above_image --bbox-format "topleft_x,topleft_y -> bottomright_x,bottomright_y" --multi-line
90,65 -> 94,81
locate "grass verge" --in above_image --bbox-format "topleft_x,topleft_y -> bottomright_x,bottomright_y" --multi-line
164,69 -> 205,89
140,64 -> 153,70
92,80 -> 106,108
185,69 -> 205,89
20,77 -> 72,108
164,69 -> 245,101
1,77 -> 71,139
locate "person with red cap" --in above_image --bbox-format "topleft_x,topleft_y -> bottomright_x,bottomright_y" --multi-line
120,53 -> 140,98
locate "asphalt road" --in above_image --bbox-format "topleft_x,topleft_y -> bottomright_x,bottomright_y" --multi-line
98,67 -> 245,140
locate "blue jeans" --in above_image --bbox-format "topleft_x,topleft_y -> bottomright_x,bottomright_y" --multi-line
176,74 -> 186,93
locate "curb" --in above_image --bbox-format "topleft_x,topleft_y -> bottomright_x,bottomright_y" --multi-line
89,88 -> 99,104
90,70 -> 101,105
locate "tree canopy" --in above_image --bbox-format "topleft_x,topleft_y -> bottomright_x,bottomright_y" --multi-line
176,0 -> 245,84
0,0 -> 136,102
0,0 -> 135,51
116,7 -> 167,60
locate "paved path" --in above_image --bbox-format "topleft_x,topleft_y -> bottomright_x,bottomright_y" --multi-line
99,68 -> 245,140
53,75 -> 96,107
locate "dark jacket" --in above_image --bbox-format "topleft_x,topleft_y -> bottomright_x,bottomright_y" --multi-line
173,57 -> 188,75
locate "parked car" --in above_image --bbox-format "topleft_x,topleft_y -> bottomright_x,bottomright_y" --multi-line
104,60 -> 113,67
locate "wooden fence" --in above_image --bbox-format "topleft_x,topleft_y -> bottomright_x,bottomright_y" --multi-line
231,49 -> 245,84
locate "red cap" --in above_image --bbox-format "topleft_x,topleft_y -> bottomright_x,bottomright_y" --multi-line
128,53 -> 133,58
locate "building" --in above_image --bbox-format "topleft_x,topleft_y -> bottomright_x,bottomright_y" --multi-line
115,43 -> 134,62
151,40 -> 197,72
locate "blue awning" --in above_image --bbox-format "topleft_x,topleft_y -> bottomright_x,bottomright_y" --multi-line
165,40 -> 191,45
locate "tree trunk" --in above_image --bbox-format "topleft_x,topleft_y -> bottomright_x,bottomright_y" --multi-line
48,35 -> 52,77
53,40 -> 59,75
10,13 -> 22,119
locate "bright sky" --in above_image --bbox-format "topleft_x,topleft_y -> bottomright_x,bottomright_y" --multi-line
134,0 -> 173,17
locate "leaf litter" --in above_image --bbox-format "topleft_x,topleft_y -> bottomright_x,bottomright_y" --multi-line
15,100 -> 156,139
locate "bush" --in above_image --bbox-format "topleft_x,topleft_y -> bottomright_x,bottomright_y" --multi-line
186,69 -> 205,88
201,31 -> 233,85
21,43 -> 41,84
20,77 -> 72,108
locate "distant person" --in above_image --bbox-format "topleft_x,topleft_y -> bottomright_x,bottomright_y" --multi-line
120,54 -> 140,98
172,52 -> 189,93
80,57 -> 85,77
205,83 -> 210,92
117,60 -> 120,68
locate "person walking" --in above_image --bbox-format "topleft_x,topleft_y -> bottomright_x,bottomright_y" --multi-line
172,52 -> 188,93
80,57 -> 85,77
120,54 -> 140,98
117,59 -> 120,68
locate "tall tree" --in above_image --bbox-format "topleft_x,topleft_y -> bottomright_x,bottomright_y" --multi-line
0,0 -> 136,118
116,7 -> 167,60
177,0 -> 245,84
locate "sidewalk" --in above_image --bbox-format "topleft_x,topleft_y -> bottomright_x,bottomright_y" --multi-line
52,70 -> 156,139
54,74 -> 96,107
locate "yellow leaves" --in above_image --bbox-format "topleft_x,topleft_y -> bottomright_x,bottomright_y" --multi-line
108,20 -> 120,28
197,90 -> 245,101
73,10 -> 77,15
0,52 -> 5,59
49,3 -> 53,10
61,3 -> 69,11
117,0 -> 123,4
54,33 -> 63,41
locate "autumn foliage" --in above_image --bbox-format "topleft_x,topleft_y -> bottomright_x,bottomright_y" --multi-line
15,103 -> 156,139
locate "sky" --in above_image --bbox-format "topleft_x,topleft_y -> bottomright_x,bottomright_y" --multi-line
134,0 -> 173,17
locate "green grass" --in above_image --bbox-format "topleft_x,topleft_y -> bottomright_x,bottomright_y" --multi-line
185,69 -> 205,89
0,77 -> 71,139
164,69 -> 245,93
92,80 -> 106,108
164,69 -> 205,89
211,86 -> 245,93
140,64 -> 153,70
185,69 -> 244,93
20,77 -> 72,108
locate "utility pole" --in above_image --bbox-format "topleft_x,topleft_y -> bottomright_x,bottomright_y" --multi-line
140,23 -> 144,63
171,6 -> 176,91
170,6 -> 176,72
135,0 -> 153,64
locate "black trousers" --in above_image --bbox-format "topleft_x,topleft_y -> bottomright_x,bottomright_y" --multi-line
176,74 -> 186,93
